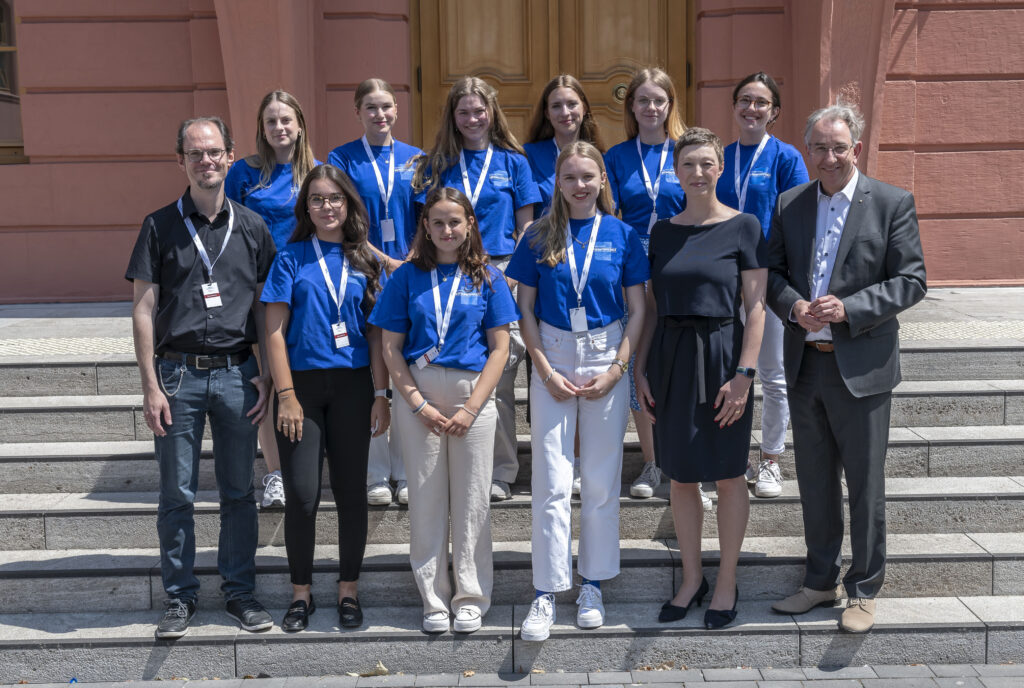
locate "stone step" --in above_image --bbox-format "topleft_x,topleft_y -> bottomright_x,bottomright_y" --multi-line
1,533 -> 1020,614
3,378 -> 1022,444
4,477 -> 1022,551
0,596 -> 1021,682
3,424 -> 1022,494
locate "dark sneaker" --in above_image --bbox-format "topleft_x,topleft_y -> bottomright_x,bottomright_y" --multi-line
226,597 -> 274,632
156,598 -> 196,639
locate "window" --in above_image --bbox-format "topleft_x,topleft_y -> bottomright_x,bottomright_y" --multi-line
0,0 -> 24,163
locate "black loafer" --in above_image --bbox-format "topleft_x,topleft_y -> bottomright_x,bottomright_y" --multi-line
339,597 -> 363,628
282,596 -> 315,632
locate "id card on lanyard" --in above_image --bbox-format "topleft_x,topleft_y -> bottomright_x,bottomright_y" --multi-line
178,197 -> 235,309
416,266 -> 462,369
734,133 -> 770,212
459,144 -> 494,209
637,138 -> 670,232
566,214 -> 602,333
312,236 -> 351,349
361,136 -> 397,243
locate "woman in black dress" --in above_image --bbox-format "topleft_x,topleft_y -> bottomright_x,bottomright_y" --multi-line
635,128 -> 767,629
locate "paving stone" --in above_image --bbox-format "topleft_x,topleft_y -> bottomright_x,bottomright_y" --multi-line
458,673 -> 529,686
703,667 -> 762,680
871,665 -> 937,678
972,664 -> 1024,676
978,679 -> 1024,688
802,666 -> 877,679
630,669 -> 705,683
754,682 -> 802,688
357,675 -> 419,687
929,665 -> 979,677
862,678 -> 940,687
585,671 -> 633,684
759,668 -> 807,681
415,673 -> 462,686
933,678 -> 984,688
529,672 -> 590,685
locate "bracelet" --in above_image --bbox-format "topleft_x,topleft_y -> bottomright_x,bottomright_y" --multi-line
411,399 -> 428,415
277,386 -> 294,395
542,371 -> 554,384
462,406 -> 478,418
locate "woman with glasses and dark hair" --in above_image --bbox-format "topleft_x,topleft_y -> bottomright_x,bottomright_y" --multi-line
716,72 -> 808,500
226,90 -> 320,510
260,164 -> 390,632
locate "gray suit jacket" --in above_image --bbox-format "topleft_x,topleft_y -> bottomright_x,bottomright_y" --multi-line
766,173 -> 927,398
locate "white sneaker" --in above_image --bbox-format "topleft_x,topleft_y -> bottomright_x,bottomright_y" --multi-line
453,605 -> 482,633
754,459 -> 783,498
520,593 -> 555,641
699,484 -> 713,511
630,461 -> 661,499
575,583 -> 604,629
367,481 -> 393,506
422,610 -> 449,633
490,480 -> 511,502
395,480 -> 409,505
571,459 -> 581,496
745,460 -> 758,484
261,471 -> 285,508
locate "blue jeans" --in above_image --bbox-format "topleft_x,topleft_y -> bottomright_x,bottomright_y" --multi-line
154,354 -> 260,602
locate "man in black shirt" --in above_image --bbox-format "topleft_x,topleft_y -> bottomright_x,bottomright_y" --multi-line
126,116 -> 277,639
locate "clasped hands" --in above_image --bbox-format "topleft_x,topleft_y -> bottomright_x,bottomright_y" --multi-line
542,367 -> 622,402
794,295 -> 846,332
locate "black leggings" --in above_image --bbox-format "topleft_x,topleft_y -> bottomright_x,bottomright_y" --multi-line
276,366 -> 372,585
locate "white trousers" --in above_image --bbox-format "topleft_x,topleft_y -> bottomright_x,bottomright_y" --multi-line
366,429 -> 405,485
530,321 -> 628,592
758,308 -> 789,456
396,365 -> 496,615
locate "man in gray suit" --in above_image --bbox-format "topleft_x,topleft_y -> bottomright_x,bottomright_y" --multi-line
766,102 -> 926,632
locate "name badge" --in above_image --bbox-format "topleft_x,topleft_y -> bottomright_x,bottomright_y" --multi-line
570,306 -> 588,333
201,282 -> 222,309
647,211 -> 658,232
415,346 -> 439,370
331,321 -> 349,349
380,218 -> 396,243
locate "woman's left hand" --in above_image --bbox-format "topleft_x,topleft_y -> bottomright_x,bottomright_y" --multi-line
713,375 -> 753,427
442,407 -> 477,438
370,396 -> 391,437
577,369 -> 622,400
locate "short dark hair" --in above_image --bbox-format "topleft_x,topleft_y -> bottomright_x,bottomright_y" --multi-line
673,127 -> 724,167
175,116 -> 234,155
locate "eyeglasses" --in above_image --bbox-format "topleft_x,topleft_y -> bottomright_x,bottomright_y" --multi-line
810,144 -> 853,158
635,97 -> 669,110
184,148 -> 227,163
735,97 -> 773,110
308,193 -> 346,209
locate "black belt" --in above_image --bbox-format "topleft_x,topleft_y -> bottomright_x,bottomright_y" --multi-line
654,316 -> 734,406
159,350 -> 250,369
805,340 -> 835,353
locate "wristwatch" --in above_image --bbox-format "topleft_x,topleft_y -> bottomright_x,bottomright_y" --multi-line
374,389 -> 393,399
736,366 -> 757,379
611,358 -> 629,374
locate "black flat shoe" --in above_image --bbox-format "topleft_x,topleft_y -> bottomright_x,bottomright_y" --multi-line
659,576 -> 709,622
704,585 -> 738,629
339,597 -> 363,628
282,596 -> 315,632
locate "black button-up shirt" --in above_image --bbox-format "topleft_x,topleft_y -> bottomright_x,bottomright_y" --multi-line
125,188 -> 276,355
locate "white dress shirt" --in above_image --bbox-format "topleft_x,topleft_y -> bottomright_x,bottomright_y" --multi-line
806,169 -> 859,342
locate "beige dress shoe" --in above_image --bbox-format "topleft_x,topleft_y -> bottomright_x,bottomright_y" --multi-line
840,597 -> 876,633
771,586 -> 841,614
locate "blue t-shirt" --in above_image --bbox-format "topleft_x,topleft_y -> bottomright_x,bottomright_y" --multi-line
328,138 -> 423,259
505,214 -> 650,332
260,238 -> 372,371
523,138 -> 559,218
369,262 -> 520,372
716,136 -> 809,238
415,146 -> 540,257
604,138 -> 686,237
225,158 -> 321,250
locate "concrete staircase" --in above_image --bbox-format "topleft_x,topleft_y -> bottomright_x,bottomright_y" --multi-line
0,294 -> 1022,683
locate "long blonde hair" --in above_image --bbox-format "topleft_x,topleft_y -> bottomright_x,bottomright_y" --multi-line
412,76 -> 525,192
253,90 -> 316,190
529,141 -> 614,267
623,67 -> 687,141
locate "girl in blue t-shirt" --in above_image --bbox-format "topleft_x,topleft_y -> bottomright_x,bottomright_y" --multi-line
715,72 -> 809,500
523,74 -> 606,218
370,187 -> 519,635
225,90 -> 319,512
328,78 -> 423,509
412,76 -> 540,502
603,67 -> 688,503
261,164 -> 391,633
506,142 -> 648,641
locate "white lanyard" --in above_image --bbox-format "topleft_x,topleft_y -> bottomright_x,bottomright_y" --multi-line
178,197 -> 235,280
312,236 -> 350,324
636,137 -> 670,207
361,135 -> 395,218
733,133 -> 770,212
459,144 -> 493,208
430,266 -> 462,351
565,213 -> 602,306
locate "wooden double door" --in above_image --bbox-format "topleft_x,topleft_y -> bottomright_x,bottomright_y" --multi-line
415,0 -> 691,149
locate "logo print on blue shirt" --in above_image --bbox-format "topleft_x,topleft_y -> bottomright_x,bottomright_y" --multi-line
489,170 -> 512,188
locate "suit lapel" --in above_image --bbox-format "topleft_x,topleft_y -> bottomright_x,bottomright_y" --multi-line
830,174 -> 871,283
796,184 -> 819,296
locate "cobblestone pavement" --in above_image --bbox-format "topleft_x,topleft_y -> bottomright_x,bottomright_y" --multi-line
8,663 -> 1023,687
